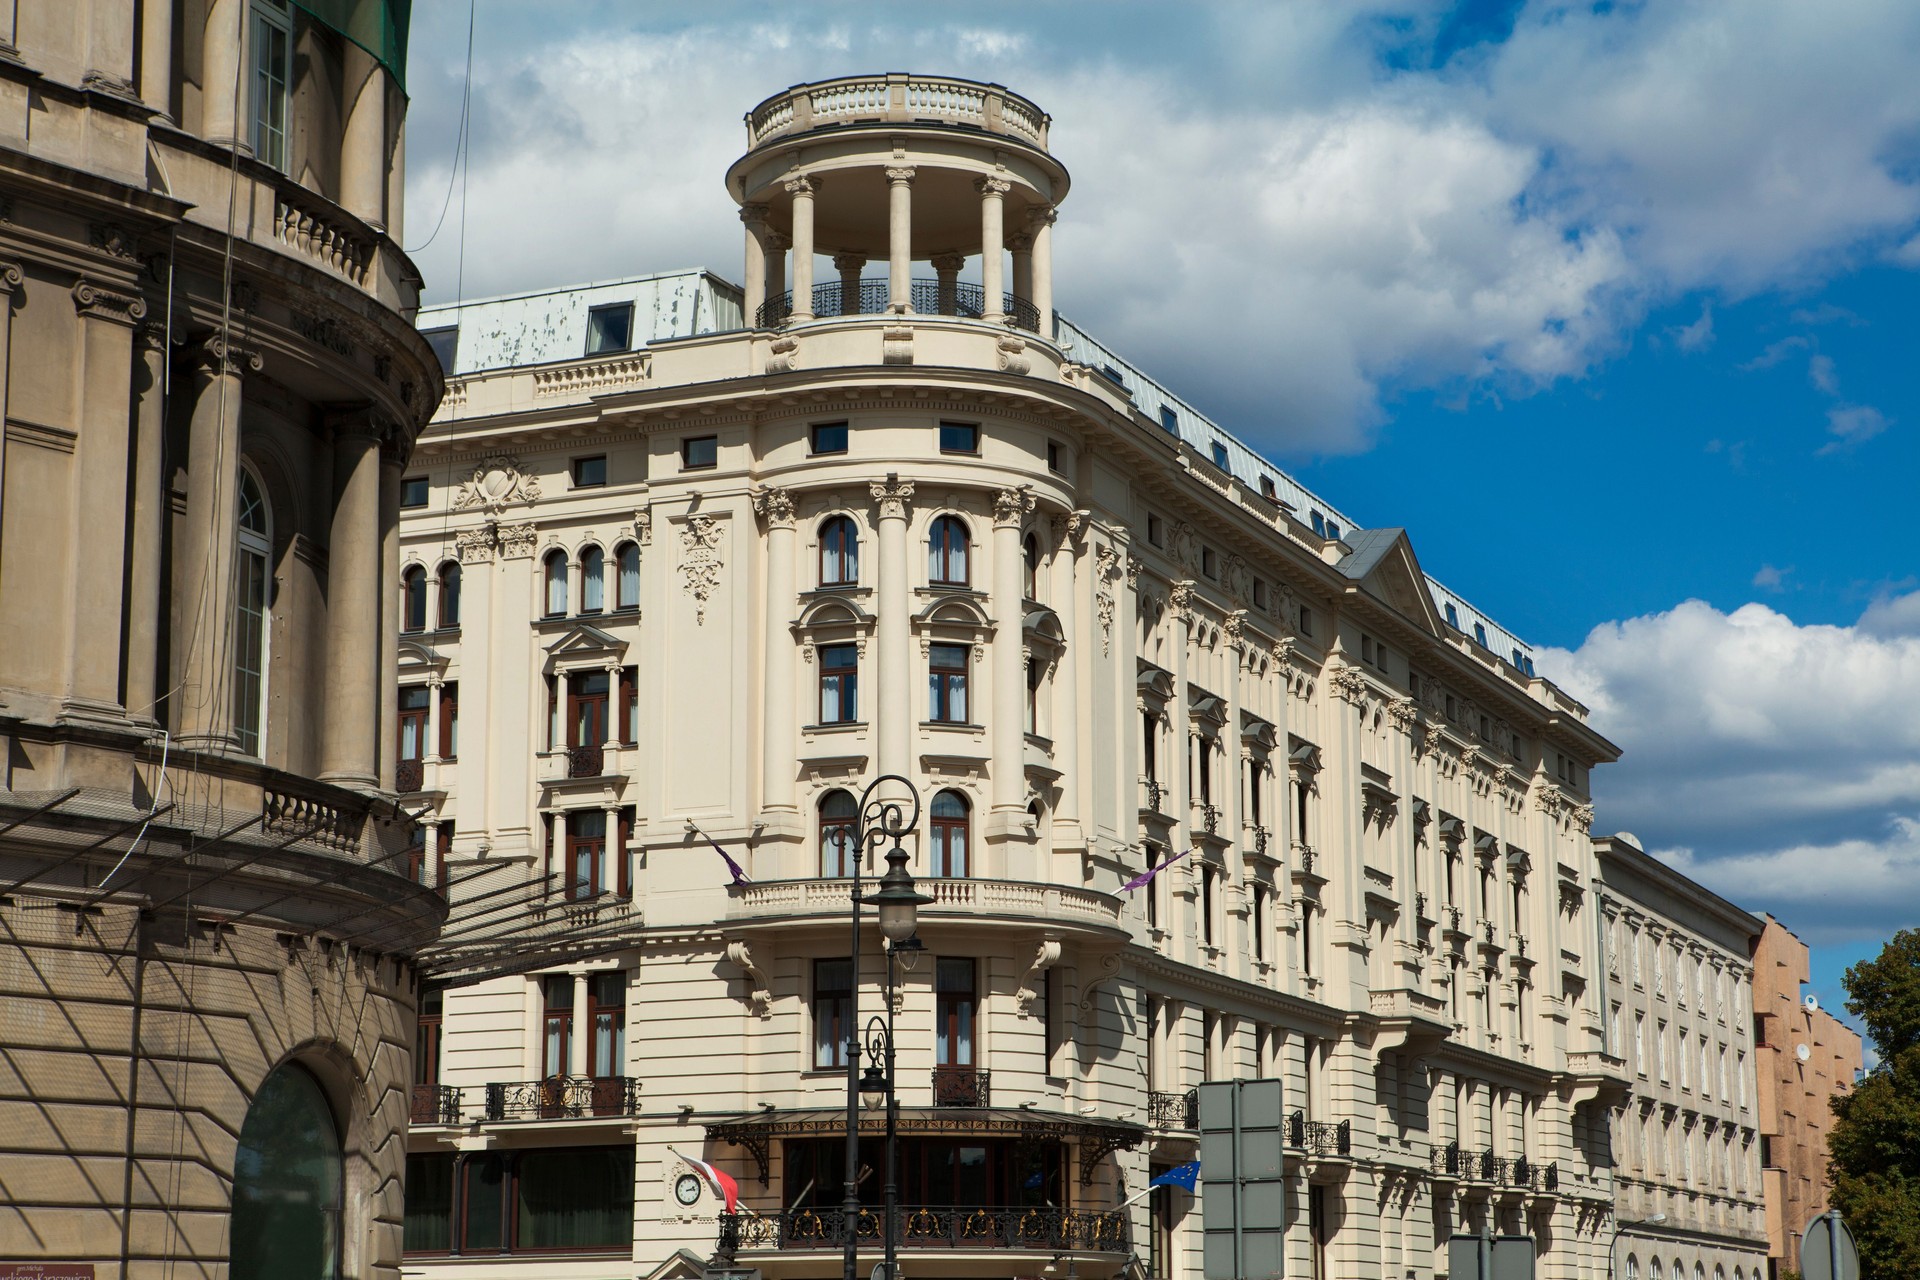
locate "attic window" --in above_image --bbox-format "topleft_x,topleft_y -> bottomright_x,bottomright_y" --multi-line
1159,405 -> 1179,434
1210,441 -> 1229,470
422,325 -> 458,374
1444,603 -> 1460,629
1147,515 -> 1164,548
1201,547 -> 1218,580
1259,475 -> 1277,501
1325,519 -> 1342,542
1473,623 -> 1488,647
586,303 -> 634,356
1311,511 -> 1325,536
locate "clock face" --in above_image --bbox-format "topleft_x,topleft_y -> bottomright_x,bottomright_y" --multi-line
674,1173 -> 704,1207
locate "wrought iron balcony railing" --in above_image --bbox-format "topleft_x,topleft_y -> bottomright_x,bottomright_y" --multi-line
567,744 -> 605,778
409,1083 -> 461,1126
1139,776 -> 1166,815
719,1205 -> 1129,1255
1251,825 -> 1271,855
931,1066 -> 990,1108
1147,1089 -> 1197,1130
1198,804 -> 1221,835
1430,1140 -> 1462,1178
756,278 -> 1042,332
483,1075 -> 639,1121
1286,1111 -> 1350,1156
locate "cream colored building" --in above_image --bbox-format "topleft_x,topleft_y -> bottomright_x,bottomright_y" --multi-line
0,1 -> 443,1277
1595,837 -> 1769,1280
384,74 -> 1805,1280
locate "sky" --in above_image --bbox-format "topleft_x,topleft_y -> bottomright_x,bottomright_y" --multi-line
399,0 -> 1920,1051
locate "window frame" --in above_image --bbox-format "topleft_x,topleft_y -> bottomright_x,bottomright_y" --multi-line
938,421 -> 980,455
232,464 -> 272,757
421,326 -> 459,374
810,421 -> 849,455
401,476 -> 430,508
579,544 -> 605,614
817,642 -> 859,725
682,435 -> 718,470
438,681 -> 459,760
613,542 -> 641,611
542,549 -> 569,617
584,303 -> 634,357
819,515 -> 860,587
567,670 -> 611,749
397,685 -> 430,763
928,515 -> 971,587
571,455 -> 608,489
929,790 -> 970,878
928,643 -> 970,724
437,561 -> 461,629
565,809 -> 610,901
813,958 -> 853,1069
248,0 -> 294,172
819,790 -> 858,877
935,957 -> 977,1067
401,564 -> 428,633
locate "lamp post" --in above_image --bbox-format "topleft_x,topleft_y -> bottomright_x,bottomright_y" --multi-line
1609,1212 -> 1667,1279
843,775 -> 931,1280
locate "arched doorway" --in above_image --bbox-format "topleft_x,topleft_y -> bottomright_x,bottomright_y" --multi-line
230,1061 -> 342,1280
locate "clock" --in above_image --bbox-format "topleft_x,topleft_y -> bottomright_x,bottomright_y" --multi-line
674,1173 -> 704,1207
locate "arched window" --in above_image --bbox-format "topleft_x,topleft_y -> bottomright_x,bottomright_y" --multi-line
233,466 -> 272,756
615,542 -> 640,610
229,1061 -> 342,1280
401,565 -> 427,633
928,515 -> 970,586
820,790 -> 858,877
1648,1258 -> 1660,1280
580,545 -> 605,613
820,515 -> 859,586
437,561 -> 461,629
1023,531 -> 1040,600
1625,1258 -> 1638,1280
1673,1263 -> 1684,1280
543,549 -> 568,617
930,790 -> 969,878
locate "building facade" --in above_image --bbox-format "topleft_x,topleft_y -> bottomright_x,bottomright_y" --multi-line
1750,916 -> 1861,1278
393,74 -> 1793,1280
1594,837 -> 1769,1280
0,2 -> 443,1277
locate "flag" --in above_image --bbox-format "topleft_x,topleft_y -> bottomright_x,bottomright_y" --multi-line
671,1148 -> 740,1213
1119,848 -> 1187,893
690,823 -> 751,885
1120,1160 -> 1200,1208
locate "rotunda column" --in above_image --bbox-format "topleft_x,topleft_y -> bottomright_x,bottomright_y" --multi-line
138,0 -> 174,119
319,411 -> 384,789
755,487 -> 799,813
341,43 -> 387,227
378,437 -> 404,791
126,322 -> 169,720
977,177 -> 1011,322
1009,232 -> 1034,311
832,253 -> 866,316
885,167 -> 915,312
1030,207 -> 1057,341
740,204 -> 770,324
1049,514 -> 1083,849
785,175 -> 818,321
990,486 -> 1035,817
930,252 -> 965,318
201,0 -> 247,151
870,476 -> 915,784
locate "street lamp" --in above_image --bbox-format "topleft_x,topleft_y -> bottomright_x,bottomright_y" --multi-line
842,775 -> 932,1280
1609,1212 -> 1667,1280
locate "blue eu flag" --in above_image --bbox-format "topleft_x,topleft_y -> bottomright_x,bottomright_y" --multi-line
1148,1161 -> 1200,1194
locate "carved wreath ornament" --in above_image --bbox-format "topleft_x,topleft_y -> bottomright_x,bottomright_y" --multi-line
450,455 -> 541,515
679,515 -> 725,624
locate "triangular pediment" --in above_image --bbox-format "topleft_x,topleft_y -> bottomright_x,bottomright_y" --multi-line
1336,528 -> 1445,636
542,623 -> 627,664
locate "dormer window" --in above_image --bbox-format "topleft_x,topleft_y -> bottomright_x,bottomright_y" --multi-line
585,303 -> 634,356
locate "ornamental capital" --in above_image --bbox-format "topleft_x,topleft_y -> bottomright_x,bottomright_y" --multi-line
992,484 -> 1035,528
72,278 -> 147,326
869,475 -> 915,520
752,485 -> 797,528
929,251 -> 967,274
975,176 -> 1013,198
0,259 -> 22,293
739,202 -> 771,227
884,166 -> 916,185
830,252 -> 867,273
195,332 -> 262,377
1029,205 -> 1059,230
783,173 -> 820,197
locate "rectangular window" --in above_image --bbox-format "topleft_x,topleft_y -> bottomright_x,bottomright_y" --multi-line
415,985 -> 444,1084
587,972 -> 625,1079
1041,968 -> 1061,1062
620,666 -> 638,745
928,643 -> 969,722
819,643 -> 858,724
1210,440 -> 1229,469
682,435 -> 718,470
1147,514 -> 1164,547
438,682 -> 459,760
568,671 -> 610,747
1201,865 -> 1218,946
1159,405 -> 1179,434
572,455 -> 607,488
401,476 -> 429,508
1046,440 -> 1064,473
1259,475 -> 1276,500
585,303 -> 634,356
1201,547 -> 1218,579
405,1147 -> 636,1255
542,974 -> 573,1076
939,421 -> 980,454
1253,579 -> 1267,609
814,959 -> 852,1068
810,421 -> 849,455
421,326 -> 459,374
404,1152 -> 454,1253
1252,886 -> 1266,960
1299,606 -> 1314,637
398,686 -> 429,762
936,958 -> 976,1066
249,0 -> 292,171
566,810 -> 608,900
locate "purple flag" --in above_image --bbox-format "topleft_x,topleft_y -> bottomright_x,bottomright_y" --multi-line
691,824 -> 751,885
1119,848 -> 1187,893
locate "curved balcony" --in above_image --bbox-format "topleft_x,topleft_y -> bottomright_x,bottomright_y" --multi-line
758,278 -> 1041,332
745,74 -> 1051,150
731,876 -> 1123,931
719,1205 -> 1127,1255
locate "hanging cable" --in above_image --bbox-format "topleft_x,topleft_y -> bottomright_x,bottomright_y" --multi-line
406,0 -> 476,256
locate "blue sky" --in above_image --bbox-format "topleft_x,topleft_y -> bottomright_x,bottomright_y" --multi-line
402,1 -> 1920,1047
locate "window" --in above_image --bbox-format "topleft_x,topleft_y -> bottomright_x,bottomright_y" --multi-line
818,643 -> 858,724
1201,546 -> 1218,579
405,1147 -> 634,1255
939,421 -> 979,454
572,455 -> 607,488
928,515 -> 970,586
415,985 -> 445,1085
566,810 -> 609,900
1253,886 -> 1267,960
929,790 -> 970,878
587,972 -> 625,1079
682,435 -> 717,470
231,1062 -> 341,1277
585,303 -> 633,356
398,687 -> 429,762
437,562 -> 461,629
543,550 -> 568,616
568,671 -> 609,747
1259,475 -> 1276,500
819,515 -> 859,586
1201,865 -> 1217,946
810,421 -> 848,455
1444,602 -> 1460,629
248,0 -> 292,171
1253,579 -> 1267,609
614,543 -> 640,610
820,790 -> 858,877
1025,656 -> 1043,734
936,958 -> 976,1066
1047,440 -> 1064,473
1325,519 -> 1342,541
233,466 -> 271,757
401,565 -> 427,633
1299,605 -> 1313,637
580,545 -> 605,613
1210,441 -> 1229,470
421,326 -> 458,374
439,682 -> 459,760
618,667 -> 637,745
1148,1161 -> 1176,1279
1474,622 -> 1489,647
542,974 -> 573,1076
1023,532 -> 1041,599
929,644 -> 970,723
1311,510 -> 1325,536
1147,514 -> 1164,547
814,959 -> 853,1068
1159,405 -> 1179,434
401,476 -> 429,508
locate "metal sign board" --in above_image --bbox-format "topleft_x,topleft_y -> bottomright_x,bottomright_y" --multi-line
1801,1212 -> 1860,1280
1198,1078 -> 1286,1280
1445,1233 -> 1534,1280
1490,1236 -> 1535,1280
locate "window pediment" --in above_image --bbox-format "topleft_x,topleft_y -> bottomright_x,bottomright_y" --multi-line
398,638 -> 449,681
1188,688 -> 1227,728
795,596 -> 876,631
1136,662 -> 1175,705
1239,711 -> 1277,751
1022,603 -> 1065,645
542,623 -> 627,673
915,594 -> 993,630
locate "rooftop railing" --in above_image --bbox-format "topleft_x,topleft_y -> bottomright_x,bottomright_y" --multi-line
745,74 -> 1050,149
757,279 -> 1040,333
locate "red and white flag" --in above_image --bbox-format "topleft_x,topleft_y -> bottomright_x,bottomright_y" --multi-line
671,1148 -> 739,1213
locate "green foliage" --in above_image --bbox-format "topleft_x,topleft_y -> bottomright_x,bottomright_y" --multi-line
1831,930 -> 1920,1280
1843,928 -> 1920,1059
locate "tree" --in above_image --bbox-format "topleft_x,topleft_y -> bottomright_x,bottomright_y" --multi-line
1829,929 -> 1920,1280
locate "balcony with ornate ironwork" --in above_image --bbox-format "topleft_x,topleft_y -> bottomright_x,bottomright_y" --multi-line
932,1066 -> 990,1107
482,1075 -> 640,1121
1287,1111 -> 1350,1157
409,1083 -> 462,1126
1148,1089 -> 1197,1131
756,278 -> 1041,332
1430,1140 -> 1462,1182
718,1205 -> 1128,1257
1138,775 -> 1167,817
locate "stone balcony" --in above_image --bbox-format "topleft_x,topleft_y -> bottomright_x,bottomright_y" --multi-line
744,73 -> 1051,150
731,876 -> 1123,933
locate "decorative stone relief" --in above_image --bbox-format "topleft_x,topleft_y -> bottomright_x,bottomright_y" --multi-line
1095,545 -> 1119,655
767,334 -> 799,374
451,455 -> 542,515
633,506 -> 653,545
996,333 -> 1029,375
1387,697 -> 1419,734
88,222 -> 136,259
753,486 -> 796,528
456,527 -> 495,564
869,476 -> 915,520
1571,804 -> 1595,833
724,941 -> 772,1019
1077,951 -> 1123,1013
1015,939 -> 1063,1015
496,523 -> 538,559
1125,555 -> 1142,588
71,279 -> 147,326
1168,521 -> 1199,574
1168,579 -> 1196,621
1329,665 -> 1369,706
881,326 -> 913,365
992,484 -> 1035,527
679,514 -> 725,624
1223,609 -> 1246,650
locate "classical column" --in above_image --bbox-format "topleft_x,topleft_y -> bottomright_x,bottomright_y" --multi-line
832,253 -> 866,316
755,487 -> 799,813
125,322 -> 168,720
763,231 -> 789,312
378,437 -> 404,791
174,335 -> 259,750
990,486 -> 1035,818
1009,232 -> 1034,313
1167,582 -> 1196,919
740,204 -> 770,324
570,972 -> 590,1076
86,0 -> 137,92
1030,207 -> 1056,341
785,175 -> 817,321
425,677 -> 444,764
930,252 -> 964,319
448,535 -> 492,857
869,476 -> 914,784
65,280 -> 146,721
137,0 -> 174,118
1049,515 -> 1083,848
201,0 -> 247,151
885,167 -> 914,312
0,263 -> 20,597
340,44 -> 387,227
976,177 -> 1010,322
319,412 -> 384,788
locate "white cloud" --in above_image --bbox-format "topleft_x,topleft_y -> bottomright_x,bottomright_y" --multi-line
1537,595 -> 1920,945
1751,564 -> 1788,591
1819,403 -> 1892,453
1808,353 -> 1839,395
1669,305 -> 1714,353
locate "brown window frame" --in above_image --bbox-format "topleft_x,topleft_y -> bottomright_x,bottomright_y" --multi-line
437,682 -> 458,760
398,685 -> 430,763
402,565 -> 427,633
568,671 -> 610,748
437,561 -> 461,629
565,809 -> 609,901
541,974 -> 573,1078
819,515 -> 859,586
935,957 -> 976,1067
928,515 -> 970,586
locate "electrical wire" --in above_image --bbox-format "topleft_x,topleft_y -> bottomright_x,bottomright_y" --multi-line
405,0 -> 476,256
